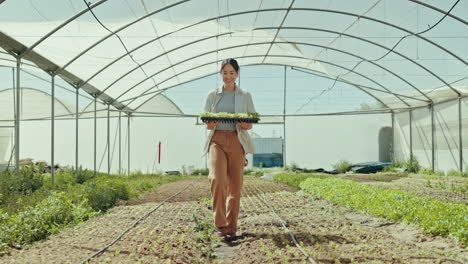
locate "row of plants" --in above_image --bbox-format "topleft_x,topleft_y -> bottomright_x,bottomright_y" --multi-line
241,180 -> 456,263
274,173 -> 467,245
291,155 -> 467,176
200,112 -> 260,123
0,166 -> 185,255
180,166 -> 265,177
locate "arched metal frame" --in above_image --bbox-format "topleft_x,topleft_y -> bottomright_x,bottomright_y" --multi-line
66,10 -> 463,105
1,0 -> 466,176
13,3 -> 463,113
105,36 -> 427,105
129,57 -> 429,112
118,42 -> 433,109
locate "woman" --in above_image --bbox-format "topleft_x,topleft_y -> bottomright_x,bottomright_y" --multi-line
202,58 -> 256,241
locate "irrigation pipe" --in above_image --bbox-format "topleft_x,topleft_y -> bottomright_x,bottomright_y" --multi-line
261,193 -> 318,264
79,181 -> 194,264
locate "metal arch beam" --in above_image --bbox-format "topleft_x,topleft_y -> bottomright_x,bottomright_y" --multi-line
288,8 -> 466,66
288,67 -> 391,109
130,57 -> 428,110
125,55 -> 427,108
408,0 -> 467,25
56,0 -> 190,75
116,41 -> 429,106
262,0 -> 295,63
128,56 -> 430,113
94,29 -> 416,104
131,60 -> 394,112
55,6 -> 466,87
122,56 -> 400,107
258,27 -> 460,96
90,32 -> 232,96
0,31 -> 133,113
20,0 -> 108,59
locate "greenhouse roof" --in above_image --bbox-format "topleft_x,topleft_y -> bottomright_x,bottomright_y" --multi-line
0,0 -> 467,116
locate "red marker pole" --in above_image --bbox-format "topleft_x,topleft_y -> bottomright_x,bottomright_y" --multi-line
158,141 -> 161,164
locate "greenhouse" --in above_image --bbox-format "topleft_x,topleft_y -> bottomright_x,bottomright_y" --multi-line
0,0 -> 466,263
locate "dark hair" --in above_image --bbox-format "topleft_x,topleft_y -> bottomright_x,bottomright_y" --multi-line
220,58 -> 239,73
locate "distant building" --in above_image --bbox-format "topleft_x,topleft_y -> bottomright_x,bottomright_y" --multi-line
252,137 -> 283,167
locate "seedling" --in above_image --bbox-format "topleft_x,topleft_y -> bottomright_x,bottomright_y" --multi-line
200,112 -> 260,123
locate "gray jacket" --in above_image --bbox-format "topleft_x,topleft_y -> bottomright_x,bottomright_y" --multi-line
203,85 -> 256,155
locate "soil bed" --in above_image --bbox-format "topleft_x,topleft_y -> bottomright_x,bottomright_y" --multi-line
1,177 -> 465,263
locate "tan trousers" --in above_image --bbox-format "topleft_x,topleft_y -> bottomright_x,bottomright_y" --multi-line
208,130 -> 245,234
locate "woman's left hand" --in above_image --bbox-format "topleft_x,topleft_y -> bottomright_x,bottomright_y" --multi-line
237,122 -> 252,130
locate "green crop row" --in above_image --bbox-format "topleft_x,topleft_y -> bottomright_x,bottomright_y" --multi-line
299,177 -> 467,245
273,173 -> 326,187
0,168 -> 186,255
0,192 -> 96,253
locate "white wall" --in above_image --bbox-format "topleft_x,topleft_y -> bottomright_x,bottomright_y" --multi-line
286,113 -> 392,170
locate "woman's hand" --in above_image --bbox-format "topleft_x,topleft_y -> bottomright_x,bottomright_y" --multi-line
204,121 -> 221,130
237,122 -> 252,130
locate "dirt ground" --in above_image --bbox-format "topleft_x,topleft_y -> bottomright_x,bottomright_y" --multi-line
1,177 -> 466,264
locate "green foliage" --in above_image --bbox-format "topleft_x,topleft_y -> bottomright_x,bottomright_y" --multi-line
419,168 -> 445,176
42,173 -> 76,190
0,169 -> 185,255
446,169 -> 468,177
405,155 -> 420,173
287,162 -> 299,171
0,192 -> 95,248
72,169 -> 98,184
85,178 -> 129,212
332,160 -> 352,173
273,173 -> 326,188
299,177 -> 467,245
124,173 -> 185,200
384,155 -> 420,173
0,165 -> 44,196
191,168 -> 209,176
244,168 -> 263,177
192,213 -> 217,258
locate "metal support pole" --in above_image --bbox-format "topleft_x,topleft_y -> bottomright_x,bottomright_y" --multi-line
107,105 -> 110,175
409,109 -> 413,158
15,57 -> 21,178
10,67 -> 15,171
75,89 -> 79,172
431,105 -> 435,171
119,111 -> 121,174
128,115 -> 131,176
94,97 -> 97,175
283,66 -> 287,168
51,75 -> 55,185
459,97 -> 463,173
391,111 -> 394,161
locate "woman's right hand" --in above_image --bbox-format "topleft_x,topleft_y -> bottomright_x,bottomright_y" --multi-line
204,121 -> 221,130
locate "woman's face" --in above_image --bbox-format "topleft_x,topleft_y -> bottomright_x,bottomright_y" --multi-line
221,64 -> 238,86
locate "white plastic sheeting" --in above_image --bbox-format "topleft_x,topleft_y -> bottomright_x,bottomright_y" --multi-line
0,0 -> 466,173
0,0 -> 466,115
19,116 -> 207,174
393,98 -> 468,172
285,113 -> 392,170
